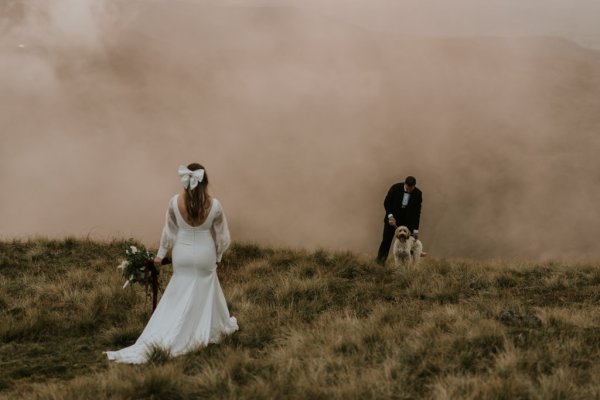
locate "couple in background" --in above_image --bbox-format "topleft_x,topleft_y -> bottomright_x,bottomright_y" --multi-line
106,165 -> 422,363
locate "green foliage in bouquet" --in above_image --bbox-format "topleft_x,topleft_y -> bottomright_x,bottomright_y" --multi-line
116,240 -> 155,288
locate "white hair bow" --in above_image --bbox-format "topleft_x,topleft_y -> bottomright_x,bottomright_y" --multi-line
178,165 -> 204,190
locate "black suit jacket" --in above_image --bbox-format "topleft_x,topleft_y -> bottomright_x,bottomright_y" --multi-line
383,182 -> 422,232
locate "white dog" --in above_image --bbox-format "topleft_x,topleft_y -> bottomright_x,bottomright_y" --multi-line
392,226 -> 424,267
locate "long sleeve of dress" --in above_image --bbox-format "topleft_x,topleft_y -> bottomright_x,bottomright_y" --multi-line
157,197 -> 178,259
211,201 -> 231,263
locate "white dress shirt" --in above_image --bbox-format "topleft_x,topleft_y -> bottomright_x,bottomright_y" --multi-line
402,191 -> 410,208
402,185 -> 418,234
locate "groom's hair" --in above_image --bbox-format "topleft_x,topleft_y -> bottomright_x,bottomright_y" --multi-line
405,176 -> 416,187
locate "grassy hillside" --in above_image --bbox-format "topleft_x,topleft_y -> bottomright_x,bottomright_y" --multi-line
1,238 -> 600,399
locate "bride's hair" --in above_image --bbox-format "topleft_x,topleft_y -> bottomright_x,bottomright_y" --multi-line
185,163 -> 210,222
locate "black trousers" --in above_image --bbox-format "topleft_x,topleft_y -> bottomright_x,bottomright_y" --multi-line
377,223 -> 398,263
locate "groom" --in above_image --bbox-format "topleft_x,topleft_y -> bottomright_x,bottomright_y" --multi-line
376,176 -> 422,265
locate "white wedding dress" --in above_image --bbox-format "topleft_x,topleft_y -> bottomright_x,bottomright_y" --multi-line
105,195 -> 238,364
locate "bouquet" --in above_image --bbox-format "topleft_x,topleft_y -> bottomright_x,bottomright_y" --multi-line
116,241 -> 155,289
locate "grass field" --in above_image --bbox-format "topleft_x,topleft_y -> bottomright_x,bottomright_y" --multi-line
1,238 -> 600,399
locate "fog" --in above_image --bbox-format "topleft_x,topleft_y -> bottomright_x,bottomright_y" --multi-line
2,0 -> 600,260
252,0 -> 600,49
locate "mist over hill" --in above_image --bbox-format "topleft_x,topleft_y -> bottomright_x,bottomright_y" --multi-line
1,1 -> 600,259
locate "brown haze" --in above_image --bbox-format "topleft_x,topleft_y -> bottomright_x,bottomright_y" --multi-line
1,0 -> 600,260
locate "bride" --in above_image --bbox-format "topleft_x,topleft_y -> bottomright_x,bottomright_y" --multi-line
105,163 -> 239,363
